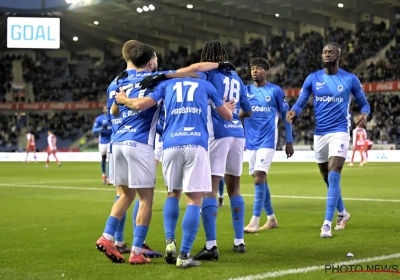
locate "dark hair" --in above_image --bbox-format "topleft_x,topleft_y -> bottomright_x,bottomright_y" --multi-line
122,40 -> 143,61
128,44 -> 155,68
200,40 -> 228,62
325,42 -> 342,56
250,57 -> 270,70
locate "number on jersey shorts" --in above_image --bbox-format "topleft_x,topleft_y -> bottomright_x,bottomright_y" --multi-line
313,132 -> 350,163
99,143 -> 109,156
154,134 -> 163,161
248,148 -> 275,175
209,137 -> 245,177
113,141 -> 156,188
162,145 -> 211,193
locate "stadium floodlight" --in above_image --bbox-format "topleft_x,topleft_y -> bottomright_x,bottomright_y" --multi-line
143,6 -> 149,12
275,13 -> 279,17
73,36 -> 78,41
137,7 -> 143,13
338,3 -> 344,8
94,21 -> 99,25
186,4 -> 193,9
149,4 -> 155,11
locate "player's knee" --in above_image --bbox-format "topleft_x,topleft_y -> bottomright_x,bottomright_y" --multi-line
186,192 -> 203,206
167,189 -> 181,200
253,171 -> 266,184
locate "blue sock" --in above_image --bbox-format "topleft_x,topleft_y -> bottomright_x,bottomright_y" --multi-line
103,216 -> 120,237
263,183 -> 274,216
201,198 -> 218,241
218,178 -> 225,197
180,205 -> 200,254
133,225 -> 148,249
113,196 -> 126,243
133,199 -> 139,230
324,177 -> 345,213
325,171 -> 341,222
101,160 -> 106,175
253,183 -> 265,217
230,195 -> 244,239
163,197 -> 180,239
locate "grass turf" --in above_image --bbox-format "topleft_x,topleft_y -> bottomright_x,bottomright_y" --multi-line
0,162 -> 399,280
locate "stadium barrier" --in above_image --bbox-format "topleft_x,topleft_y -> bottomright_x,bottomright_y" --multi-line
1,150 -> 399,162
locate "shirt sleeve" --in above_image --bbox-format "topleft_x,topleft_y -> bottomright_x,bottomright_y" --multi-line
207,82 -> 223,109
275,86 -> 289,113
291,74 -> 313,116
239,79 -> 252,113
196,71 -> 208,80
351,75 -> 370,115
148,81 -> 166,104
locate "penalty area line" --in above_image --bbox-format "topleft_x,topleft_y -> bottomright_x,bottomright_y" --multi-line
0,183 -> 399,203
228,253 -> 400,280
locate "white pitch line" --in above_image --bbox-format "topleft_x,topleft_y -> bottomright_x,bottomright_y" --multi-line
228,253 -> 400,280
0,183 -> 399,203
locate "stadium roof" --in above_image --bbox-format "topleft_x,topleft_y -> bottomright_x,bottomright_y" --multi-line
0,0 -> 399,50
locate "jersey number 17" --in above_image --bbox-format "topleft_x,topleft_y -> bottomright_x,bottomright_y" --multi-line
223,77 -> 240,102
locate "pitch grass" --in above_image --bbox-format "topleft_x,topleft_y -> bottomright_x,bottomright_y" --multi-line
0,162 -> 399,280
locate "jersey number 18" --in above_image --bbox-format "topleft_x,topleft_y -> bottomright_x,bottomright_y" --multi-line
223,77 -> 240,102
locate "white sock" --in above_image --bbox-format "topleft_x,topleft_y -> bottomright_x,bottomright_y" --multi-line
103,233 -> 113,241
323,220 -> 332,228
339,210 -> 347,216
267,214 -> 275,220
115,241 -> 125,247
133,246 -> 142,255
250,216 -> 260,227
206,240 -> 217,250
234,238 -> 244,246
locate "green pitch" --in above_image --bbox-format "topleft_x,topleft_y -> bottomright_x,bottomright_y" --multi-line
1,162 -> 399,280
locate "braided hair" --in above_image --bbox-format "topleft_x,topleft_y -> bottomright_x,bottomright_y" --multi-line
200,40 -> 228,62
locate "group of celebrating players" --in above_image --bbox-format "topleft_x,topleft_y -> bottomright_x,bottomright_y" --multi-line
91,39 -> 370,268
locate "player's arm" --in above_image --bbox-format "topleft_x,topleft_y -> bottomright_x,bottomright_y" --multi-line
92,117 -> 102,133
238,82 -> 252,118
139,72 -> 202,89
287,75 -> 313,123
207,83 -> 234,121
176,62 -> 235,73
117,82 -> 165,111
111,102 -> 120,117
351,75 -> 370,127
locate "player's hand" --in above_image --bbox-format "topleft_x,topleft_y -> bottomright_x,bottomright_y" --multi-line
285,143 -> 294,158
218,61 -> 236,71
223,97 -> 236,112
139,74 -> 167,90
116,88 -> 127,104
286,110 -> 296,123
356,114 -> 368,128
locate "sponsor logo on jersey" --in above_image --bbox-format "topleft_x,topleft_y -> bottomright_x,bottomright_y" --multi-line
171,107 -> 202,115
316,82 -> 325,90
247,93 -> 255,99
122,109 -> 142,118
171,127 -> 201,137
111,118 -> 122,125
115,125 -> 137,134
112,141 -> 137,147
224,120 -> 243,128
252,106 -> 272,112
315,96 -> 344,103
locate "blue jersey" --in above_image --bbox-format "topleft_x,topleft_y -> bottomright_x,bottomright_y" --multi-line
156,106 -> 165,142
112,69 -> 175,146
244,83 -> 289,150
291,69 -> 370,136
204,69 -> 251,139
92,114 -> 112,144
149,77 -> 223,150
106,76 -> 120,143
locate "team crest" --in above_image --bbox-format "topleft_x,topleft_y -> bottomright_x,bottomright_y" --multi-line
265,96 -> 271,102
338,85 -> 344,92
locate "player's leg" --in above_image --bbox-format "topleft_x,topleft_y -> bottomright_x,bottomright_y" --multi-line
99,144 -> 107,184
45,149 -> 50,167
162,148 -> 183,264
218,178 -> 225,207
114,185 -> 130,254
33,148 -> 37,163
245,148 -> 276,233
127,142 -> 158,264
96,143 -> 135,262
107,144 -> 114,185
321,133 -> 351,237
177,146 -> 210,269
224,137 -> 246,252
52,151 -> 60,167
348,147 -> 356,166
194,138 -> 227,261
359,148 -> 365,166
25,149 -> 29,162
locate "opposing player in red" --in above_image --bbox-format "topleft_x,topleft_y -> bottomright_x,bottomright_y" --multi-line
349,116 -> 366,166
25,131 -> 37,163
363,139 -> 373,162
46,131 -> 61,168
